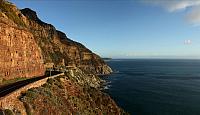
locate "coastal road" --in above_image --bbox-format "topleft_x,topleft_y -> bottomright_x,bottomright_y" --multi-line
0,71 -> 62,97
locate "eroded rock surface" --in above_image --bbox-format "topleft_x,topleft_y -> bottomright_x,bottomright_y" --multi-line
0,1 -> 45,81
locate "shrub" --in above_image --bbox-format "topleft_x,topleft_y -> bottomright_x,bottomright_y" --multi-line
47,78 -> 54,85
25,90 -> 37,100
4,109 -> 14,115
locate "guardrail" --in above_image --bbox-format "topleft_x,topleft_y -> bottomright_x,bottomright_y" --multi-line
0,72 -> 64,113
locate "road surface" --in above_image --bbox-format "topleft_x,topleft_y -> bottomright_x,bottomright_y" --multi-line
0,71 -> 61,97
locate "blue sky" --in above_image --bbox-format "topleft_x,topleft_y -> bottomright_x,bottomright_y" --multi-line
11,0 -> 200,59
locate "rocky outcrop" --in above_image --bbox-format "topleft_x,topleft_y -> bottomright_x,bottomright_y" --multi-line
18,69 -> 126,115
0,1 -> 45,81
0,68 -> 127,115
20,8 -> 112,75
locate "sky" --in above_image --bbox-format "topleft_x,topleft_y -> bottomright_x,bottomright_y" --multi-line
10,0 -> 200,59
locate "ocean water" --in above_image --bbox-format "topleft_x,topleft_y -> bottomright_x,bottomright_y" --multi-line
103,59 -> 200,115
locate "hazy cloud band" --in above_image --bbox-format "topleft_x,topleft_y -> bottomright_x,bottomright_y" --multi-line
142,0 -> 200,26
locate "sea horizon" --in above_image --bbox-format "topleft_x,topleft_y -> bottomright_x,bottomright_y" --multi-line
2,0 -> 200,114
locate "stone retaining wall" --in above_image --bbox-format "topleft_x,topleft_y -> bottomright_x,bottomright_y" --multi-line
0,72 -> 64,115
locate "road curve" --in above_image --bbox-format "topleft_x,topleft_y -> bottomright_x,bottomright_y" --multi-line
0,71 -> 62,97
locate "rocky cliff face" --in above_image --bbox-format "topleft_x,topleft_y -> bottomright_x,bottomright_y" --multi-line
0,0 -> 112,82
20,8 -> 112,75
0,1 -> 45,81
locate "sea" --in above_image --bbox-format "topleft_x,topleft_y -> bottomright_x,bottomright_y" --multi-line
103,59 -> 200,115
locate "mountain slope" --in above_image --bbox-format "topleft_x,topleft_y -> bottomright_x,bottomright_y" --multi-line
0,0 -> 112,82
20,8 -> 112,75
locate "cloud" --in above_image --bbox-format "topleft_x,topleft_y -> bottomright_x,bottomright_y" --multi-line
184,39 -> 192,45
143,0 -> 200,12
142,0 -> 200,26
186,6 -> 200,26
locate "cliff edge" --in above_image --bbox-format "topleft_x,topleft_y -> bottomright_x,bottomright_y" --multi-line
20,8 -> 112,75
0,0 -> 127,115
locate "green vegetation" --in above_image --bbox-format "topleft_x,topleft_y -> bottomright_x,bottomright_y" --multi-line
0,0 -> 26,27
19,74 -> 128,115
24,89 -> 38,100
4,109 -> 14,115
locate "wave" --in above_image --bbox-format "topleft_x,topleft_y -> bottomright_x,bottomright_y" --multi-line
104,85 -> 112,90
113,70 -> 120,74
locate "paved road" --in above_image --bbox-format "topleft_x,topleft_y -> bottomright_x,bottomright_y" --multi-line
0,71 -> 61,97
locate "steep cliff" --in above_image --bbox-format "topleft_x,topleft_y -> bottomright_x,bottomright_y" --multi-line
0,0 -> 112,82
0,0 -> 45,82
20,8 -> 112,75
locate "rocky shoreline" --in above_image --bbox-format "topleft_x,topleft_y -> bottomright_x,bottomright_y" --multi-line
18,68 -> 127,115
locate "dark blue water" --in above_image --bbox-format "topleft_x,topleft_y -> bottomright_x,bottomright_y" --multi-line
103,59 -> 200,115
